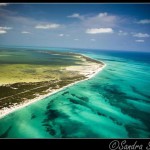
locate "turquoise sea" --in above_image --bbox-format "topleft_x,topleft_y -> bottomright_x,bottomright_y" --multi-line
0,47 -> 150,138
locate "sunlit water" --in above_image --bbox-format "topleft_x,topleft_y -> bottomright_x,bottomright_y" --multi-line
0,47 -> 150,138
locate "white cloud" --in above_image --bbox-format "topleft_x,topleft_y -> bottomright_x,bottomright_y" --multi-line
74,39 -> 79,41
98,12 -> 108,17
83,12 -> 118,28
59,34 -> 64,37
1,11 -> 60,31
118,30 -> 128,36
135,39 -> 144,42
35,24 -> 60,29
0,30 -> 7,34
21,31 -> 31,34
58,34 -> 70,37
137,19 -> 150,24
133,33 -> 150,38
67,12 -> 119,28
67,13 -> 84,20
86,28 -> 113,34
0,3 -> 9,6
0,26 -> 12,30
0,26 -> 12,35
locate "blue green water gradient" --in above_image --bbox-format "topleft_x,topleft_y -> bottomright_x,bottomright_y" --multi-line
0,48 -> 150,138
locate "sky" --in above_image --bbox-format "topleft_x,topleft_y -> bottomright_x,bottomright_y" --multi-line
0,3 -> 150,51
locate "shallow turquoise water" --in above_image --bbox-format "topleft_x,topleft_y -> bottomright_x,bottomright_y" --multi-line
0,48 -> 150,138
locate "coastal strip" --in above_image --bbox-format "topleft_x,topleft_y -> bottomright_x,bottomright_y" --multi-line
0,54 -> 106,119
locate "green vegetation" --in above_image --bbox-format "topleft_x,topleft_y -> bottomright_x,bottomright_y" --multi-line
82,55 -> 104,65
0,74 -> 86,109
0,49 -> 101,110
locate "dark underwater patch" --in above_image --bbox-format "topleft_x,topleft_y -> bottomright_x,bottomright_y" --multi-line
122,106 -> 150,136
104,77 -> 111,79
59,121 -> 85,138
42,108 -> 70,136
71,93 -> 76,97
108,69 -> 116,71
69,98 -> 81,105
46,99 -> 55,110
100,84 -> 127,105
103,85 -> 125,97
97,110 -> 122,126
31,114 -> 36,120
91,83 -> 101,90
59,125 -> 67,138
59,120 -> 100,138
109,116 -> 123,126
42,122 -> 56,136
68,98 -> 90,108
46,124 -> 56,136
45,109 -> 60,120
0,126 -> 12,138
97,112 -> 106,117
62,91 -> 69,96
76,96 -> 89,102
131,86 -> 150,99
124,124 -> 150,138
68,98 -> 99,117
125,96 -> 149,104
96,84 -> 150,136
70,94 -> 89,102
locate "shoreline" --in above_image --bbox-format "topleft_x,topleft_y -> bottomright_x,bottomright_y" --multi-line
0,54 -> 106,119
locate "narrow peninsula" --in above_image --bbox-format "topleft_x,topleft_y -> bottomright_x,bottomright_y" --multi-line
0,49 -> 106,119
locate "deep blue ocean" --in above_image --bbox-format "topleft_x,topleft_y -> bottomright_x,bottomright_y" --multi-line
0,47 -> 150,138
